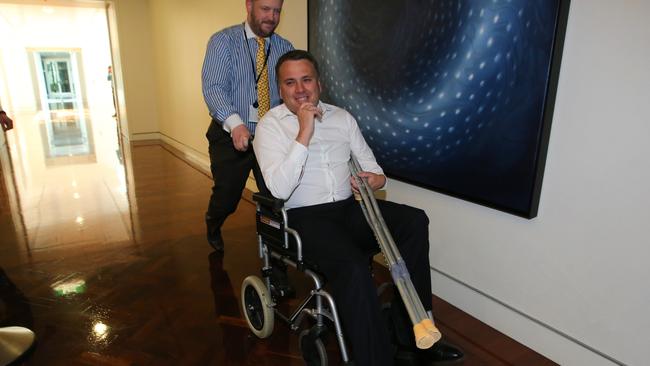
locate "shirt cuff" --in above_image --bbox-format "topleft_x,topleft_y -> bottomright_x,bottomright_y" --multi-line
223,114 -> 244,133
379,175 -> 388,190
288,140 -> 308,164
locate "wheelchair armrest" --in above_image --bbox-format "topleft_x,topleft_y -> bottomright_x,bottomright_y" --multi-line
252,192 -> 285,212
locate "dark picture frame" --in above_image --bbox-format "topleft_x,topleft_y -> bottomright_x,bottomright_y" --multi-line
308,0 -> 571,218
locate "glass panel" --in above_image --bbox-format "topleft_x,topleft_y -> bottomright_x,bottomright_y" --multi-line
43,60 -> 59,94
48,101 -> 75,110
57,61 -> 71,93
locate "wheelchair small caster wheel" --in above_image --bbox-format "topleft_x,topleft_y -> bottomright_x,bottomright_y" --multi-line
241,275 -> 274,338
299,328 -> 328,366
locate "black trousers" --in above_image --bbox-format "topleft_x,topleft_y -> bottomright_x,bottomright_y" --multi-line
205,120 -> 264,234
287,197 -> 432,366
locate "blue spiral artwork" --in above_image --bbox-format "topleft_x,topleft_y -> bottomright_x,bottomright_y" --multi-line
308,0 -> 570,218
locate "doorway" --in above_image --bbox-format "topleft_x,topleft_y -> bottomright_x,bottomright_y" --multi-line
0,1 -> 133,251
37,51 -> 79,111
31,50 -> 93,159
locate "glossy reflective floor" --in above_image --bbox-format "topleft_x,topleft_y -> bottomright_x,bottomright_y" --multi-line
0,112 -> 556,365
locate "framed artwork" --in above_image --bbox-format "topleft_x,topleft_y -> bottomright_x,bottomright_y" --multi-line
308,0 -> 571,218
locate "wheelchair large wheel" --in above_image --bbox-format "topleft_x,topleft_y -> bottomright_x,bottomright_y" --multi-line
299,329 -> 328,366
241,275 -> 274,338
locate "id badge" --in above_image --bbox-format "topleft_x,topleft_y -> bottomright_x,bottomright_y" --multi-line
248,105 -> 259,124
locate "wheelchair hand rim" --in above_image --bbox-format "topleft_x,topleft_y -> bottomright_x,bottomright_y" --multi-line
244,284 -> 266,331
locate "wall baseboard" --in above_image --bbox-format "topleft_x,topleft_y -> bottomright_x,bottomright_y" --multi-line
158,134 -> 211,176
431,269 -> 622,366
139,135 -> 258,200
131,132 -> 161,141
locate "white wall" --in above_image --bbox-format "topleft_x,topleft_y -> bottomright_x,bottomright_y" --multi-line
110,0 -> 159,139
386,1 -> 650,365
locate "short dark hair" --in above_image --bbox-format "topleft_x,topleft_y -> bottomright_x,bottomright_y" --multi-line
275,49 -> 320,81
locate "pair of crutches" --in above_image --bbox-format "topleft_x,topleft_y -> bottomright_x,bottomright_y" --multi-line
348,156 -> 441,349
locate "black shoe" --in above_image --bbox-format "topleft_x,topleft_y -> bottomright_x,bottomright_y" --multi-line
394,340 -> 463,365
420,340 -> 464,364
206,214 -> 224,252
394,347 -> 419,366
208,234 -> 224,252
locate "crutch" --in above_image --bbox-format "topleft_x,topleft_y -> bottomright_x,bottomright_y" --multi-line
348,156 -> 441,349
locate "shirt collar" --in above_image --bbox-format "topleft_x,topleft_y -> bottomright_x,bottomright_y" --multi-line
278,101 -> 332,119
244,21 -> 270,41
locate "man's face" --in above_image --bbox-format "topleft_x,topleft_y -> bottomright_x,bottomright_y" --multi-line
246,0 -> 283,38
278,59 -> 322,114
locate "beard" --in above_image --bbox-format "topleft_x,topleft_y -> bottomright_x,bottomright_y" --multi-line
249,15 -> 277,37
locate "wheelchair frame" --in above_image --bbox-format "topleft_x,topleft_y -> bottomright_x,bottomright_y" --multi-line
240,192 -> 354,365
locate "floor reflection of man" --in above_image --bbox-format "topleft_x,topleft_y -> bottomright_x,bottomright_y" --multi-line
208,252 -> 244,365
208,252 -> 240,318
208,252 -> 298,365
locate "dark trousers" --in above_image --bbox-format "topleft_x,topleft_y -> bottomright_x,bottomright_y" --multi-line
205,120 -> 264,235
287,198 -> 432,366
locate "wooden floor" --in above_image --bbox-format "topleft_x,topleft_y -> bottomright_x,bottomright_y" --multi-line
0,138 -> 557,365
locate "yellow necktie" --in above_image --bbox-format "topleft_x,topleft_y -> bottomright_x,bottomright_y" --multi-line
256,37 -> 270,118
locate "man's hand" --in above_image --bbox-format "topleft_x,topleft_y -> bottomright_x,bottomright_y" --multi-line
350,171 -> 386,193
231,124 -> 251,151
295,103 -> 322,147
0,112 -> 13,131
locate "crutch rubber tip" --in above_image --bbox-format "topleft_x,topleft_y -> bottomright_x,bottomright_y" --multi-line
413,323 -> 435,349
422,319 -> 442,344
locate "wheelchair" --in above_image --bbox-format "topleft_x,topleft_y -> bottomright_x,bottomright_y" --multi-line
240,191 -> 355,365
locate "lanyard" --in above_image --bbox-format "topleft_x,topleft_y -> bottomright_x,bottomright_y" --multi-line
243,23 -> 272,86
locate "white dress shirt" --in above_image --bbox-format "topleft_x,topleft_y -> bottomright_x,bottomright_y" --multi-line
253,101 -> 384,209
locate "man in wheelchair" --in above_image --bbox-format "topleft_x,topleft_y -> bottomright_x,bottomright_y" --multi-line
252,50 -> 463,365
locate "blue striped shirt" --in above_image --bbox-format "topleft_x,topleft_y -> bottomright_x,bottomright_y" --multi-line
202,23 -> 293,134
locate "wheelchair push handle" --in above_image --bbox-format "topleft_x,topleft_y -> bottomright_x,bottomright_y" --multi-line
252,192 -> 285,212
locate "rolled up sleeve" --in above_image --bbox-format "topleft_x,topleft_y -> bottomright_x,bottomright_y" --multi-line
201,33 -> 240,128
253,120 -> 308,200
